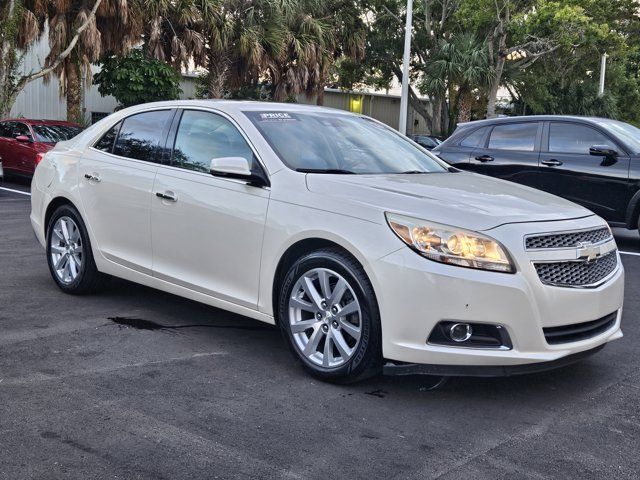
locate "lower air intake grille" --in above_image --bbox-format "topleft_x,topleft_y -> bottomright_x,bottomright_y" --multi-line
534,251 -> 617,287
543,312 -> 617,345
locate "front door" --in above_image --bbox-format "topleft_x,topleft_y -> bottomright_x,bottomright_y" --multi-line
151,109 -> 270,309
468,121 -> 542,189
0,121 -> 33,174
78,109 -> 174,274
538,121 -> 631,222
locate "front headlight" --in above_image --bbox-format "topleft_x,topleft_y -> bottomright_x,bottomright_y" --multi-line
385,213 -> 515,273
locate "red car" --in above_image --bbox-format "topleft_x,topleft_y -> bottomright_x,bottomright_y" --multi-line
0,119 -> 82,177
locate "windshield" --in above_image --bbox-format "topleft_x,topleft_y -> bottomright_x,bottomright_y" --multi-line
592,118 -> 640,154
32,124 -> 82,143
244,111 -> 448,174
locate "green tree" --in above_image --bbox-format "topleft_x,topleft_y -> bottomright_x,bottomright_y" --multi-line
419,33 -> 494,131
94,50 -> 182,108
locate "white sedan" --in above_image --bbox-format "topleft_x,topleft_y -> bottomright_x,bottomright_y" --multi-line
30,101 -> 624,382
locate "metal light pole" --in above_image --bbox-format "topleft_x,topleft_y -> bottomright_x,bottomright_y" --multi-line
398,0 -> 413,135
598,53 -> 607,97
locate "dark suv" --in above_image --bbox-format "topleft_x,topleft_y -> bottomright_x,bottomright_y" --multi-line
434,115 -> 640,234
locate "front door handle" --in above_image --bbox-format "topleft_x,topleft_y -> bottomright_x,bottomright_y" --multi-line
541,159 -> 563,167
474,155 -> 494,163
84,173 -> 101,182
156,191 -> 177,202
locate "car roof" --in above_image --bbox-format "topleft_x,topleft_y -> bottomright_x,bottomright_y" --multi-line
109,99 -> 354,116
456,115 -> 617,129
0,118 -> 81,126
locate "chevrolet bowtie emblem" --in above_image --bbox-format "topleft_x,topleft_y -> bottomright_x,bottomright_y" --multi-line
576,242 -> 601,262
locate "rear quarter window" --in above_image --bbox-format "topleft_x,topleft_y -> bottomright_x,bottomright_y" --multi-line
94,122 -> 122,153
459,127 -> 488,148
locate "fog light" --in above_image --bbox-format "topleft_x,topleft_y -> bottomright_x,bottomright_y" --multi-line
449,323 -> 473,342
428,321 -> 512,349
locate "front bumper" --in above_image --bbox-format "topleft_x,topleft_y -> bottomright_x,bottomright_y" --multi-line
371,216 -> 625,373
383,344 -> 606,377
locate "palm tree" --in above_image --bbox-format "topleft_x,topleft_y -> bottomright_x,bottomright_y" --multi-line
140,0 -> 364,102
23,0 -> 143,121
267,0 -> 365,103
141,0 -> 206,70
0,0 -> 41,117
422,33 -> 494,133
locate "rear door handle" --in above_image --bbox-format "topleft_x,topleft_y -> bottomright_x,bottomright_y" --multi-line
474,155 -> 494,163
541,159 -> 563,167
84,173 -> 101,182
156,191 -> 177,202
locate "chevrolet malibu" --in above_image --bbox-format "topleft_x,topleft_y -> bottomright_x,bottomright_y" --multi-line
30,101 -> 625,382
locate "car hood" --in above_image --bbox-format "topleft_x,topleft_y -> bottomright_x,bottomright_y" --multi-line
305,172 -> 594,231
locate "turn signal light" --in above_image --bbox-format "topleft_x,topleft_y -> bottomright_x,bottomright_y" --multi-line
35,153 -> 45,165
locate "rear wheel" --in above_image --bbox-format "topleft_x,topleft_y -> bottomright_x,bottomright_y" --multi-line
46,204 -> 108,294
278,248 -> 382,383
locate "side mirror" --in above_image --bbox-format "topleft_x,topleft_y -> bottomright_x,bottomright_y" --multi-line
589,145 -> 617,157
210,156 -> 269,187
15,135 -> 31,143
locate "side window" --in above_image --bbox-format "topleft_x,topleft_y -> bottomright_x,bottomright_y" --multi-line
113,110 -> 171,162
460,127 -> 488,148
549,123 -> 612,155
94,121 -> 121,153
2,122 -> 18,138
0,122 -> 11,138
171,110 -> 254,173
14,122 -> 32,138
488,123 -> 539,151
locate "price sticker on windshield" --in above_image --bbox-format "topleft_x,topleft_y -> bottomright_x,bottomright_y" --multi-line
257,112 -> 298,122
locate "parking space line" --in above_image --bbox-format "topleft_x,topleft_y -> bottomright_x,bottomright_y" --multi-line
0,186 -> 30,196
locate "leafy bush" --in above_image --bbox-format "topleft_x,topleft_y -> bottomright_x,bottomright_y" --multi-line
94,50 -> 182,108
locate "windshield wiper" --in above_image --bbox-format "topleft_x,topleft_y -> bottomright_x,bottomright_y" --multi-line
295,168 -> 356,174
399,170 -> 430,174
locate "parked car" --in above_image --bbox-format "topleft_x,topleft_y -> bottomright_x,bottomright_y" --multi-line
0,119 -> 82,177
410,134 -> 442,150
31,101 -> 624,382
433,115 -> 640,234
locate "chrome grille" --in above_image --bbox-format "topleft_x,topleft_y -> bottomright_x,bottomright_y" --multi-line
534,251 -> 618,287
543,312 -> 617,345
525,227 -> 611,250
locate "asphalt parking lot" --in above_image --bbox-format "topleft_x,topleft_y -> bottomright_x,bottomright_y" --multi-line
1,180 -> 639,480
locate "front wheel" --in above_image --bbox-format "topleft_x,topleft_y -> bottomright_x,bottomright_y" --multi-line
46,204 -> 108,294
278,248 -> 382,383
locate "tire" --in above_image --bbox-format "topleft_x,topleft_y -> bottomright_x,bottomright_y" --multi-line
277,248 -> 382,383
46,204 -> 108,294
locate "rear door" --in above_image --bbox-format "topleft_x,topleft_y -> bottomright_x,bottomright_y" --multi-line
538,121 -> 630,222
79,109 -> 174,273
467,121 -> 542,188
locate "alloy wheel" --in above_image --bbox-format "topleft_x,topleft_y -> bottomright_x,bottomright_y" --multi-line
288,268 -> 362,368
50,216 -> 83,284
